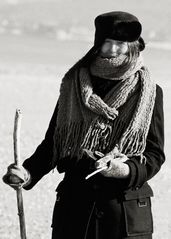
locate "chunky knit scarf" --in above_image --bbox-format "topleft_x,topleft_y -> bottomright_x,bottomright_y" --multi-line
53,55 -> 156,167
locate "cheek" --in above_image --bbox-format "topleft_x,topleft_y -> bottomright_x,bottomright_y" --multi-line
100,43 -> 110,54
120,45 -> 129,55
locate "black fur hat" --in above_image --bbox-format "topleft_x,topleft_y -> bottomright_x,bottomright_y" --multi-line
94,11 -> 145,51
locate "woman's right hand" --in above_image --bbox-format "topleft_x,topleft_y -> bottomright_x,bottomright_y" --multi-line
2,163 -> 31,190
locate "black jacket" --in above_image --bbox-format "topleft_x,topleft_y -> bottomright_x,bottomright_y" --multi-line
23,83 -> 165,192
23,83 -> 165,239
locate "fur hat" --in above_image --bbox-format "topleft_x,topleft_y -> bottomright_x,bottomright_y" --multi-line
94,11 -> 145,51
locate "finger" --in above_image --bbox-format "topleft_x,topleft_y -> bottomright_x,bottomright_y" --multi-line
95,156 -> 111,168
7,165 -> 21,175
8,163 -> 20,170
3,173 -> 23,184
113,145 -> 119,154
94,151 -> 104,159
8,168 -> 24,179
120,155 -> 128,162
113,152 -> 125,158
95,161 -> 107,169
9,174 -> 23,183
8,167 -> 19,174
95,161 -> 104,169
114,155 -> 128,162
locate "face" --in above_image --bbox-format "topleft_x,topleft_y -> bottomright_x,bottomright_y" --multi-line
99,39 -> 129,58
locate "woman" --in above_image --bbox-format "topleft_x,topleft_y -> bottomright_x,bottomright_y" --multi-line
3,11 -> 165,239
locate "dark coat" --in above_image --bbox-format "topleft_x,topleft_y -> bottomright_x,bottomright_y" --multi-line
23,80 -> 165,239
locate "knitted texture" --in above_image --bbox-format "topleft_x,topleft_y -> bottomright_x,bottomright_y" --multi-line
90,55 -> 142,80
53,56 -> 156,166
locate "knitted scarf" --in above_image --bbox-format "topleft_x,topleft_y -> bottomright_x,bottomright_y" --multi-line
52,55 -> 156,167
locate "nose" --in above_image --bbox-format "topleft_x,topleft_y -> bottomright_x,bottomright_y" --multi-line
109,43 -> 118,54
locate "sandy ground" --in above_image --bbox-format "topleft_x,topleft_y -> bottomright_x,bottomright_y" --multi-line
0,35 -> 171,238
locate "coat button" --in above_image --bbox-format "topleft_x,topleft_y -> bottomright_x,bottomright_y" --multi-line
97,121 -> 106,130
100,123 -> 105,130
96,210 -> 104,219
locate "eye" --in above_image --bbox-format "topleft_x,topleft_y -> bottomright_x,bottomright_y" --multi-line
117,41 -> 126,46
104,40 -> 111,45
102,41 -> 111,49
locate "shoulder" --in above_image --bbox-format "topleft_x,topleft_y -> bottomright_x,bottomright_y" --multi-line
156,84 -> 163,96
152,84 -> 164,121
155,84 -> 163,106
59,66 -> 80,98
64,65 -> 80,81
60,66 -> 80,87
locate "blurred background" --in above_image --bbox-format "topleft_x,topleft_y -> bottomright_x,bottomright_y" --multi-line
0,0 -> 171,238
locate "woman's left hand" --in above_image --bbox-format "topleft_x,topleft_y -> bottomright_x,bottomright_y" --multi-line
95,153 -> 130,178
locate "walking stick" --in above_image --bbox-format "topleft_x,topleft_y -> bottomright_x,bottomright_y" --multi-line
13,109 -> 27,239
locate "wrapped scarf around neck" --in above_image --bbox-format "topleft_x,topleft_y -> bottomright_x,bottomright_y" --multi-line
52,55 -> 156,167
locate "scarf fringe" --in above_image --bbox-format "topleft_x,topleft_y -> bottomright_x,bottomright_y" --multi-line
119,130 -> 146,156
52,121 -> 92,166
52,58 -> 156,168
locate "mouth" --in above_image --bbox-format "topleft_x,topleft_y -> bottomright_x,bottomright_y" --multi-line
99,52 -> 119,58
100,55 -> 119,59
100,54 -> 118,58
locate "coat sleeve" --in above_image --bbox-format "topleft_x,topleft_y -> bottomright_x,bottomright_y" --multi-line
125,84 -> 165,189
23,102 -> 58,190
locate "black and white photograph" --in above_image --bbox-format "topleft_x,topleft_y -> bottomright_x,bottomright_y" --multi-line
0,0 -> 171,238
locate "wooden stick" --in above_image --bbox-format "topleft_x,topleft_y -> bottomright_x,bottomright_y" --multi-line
85,165 -> 108,180
13,109 -> 27,239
